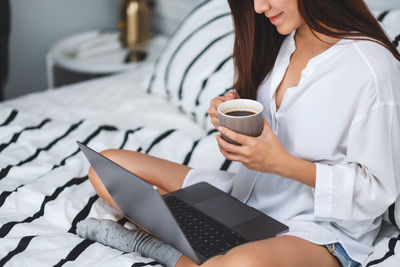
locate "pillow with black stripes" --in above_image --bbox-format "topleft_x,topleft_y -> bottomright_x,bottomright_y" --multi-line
372,9 -> 400,47
376,9 -> 400,229
147,0 -> 234,129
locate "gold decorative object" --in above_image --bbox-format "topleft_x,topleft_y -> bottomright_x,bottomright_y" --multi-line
119,0 -> 151,62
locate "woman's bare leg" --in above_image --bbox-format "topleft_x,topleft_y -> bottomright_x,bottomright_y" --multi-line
87,149 -> 191,212
177,235 -> 340,267
87,150 -> 340,267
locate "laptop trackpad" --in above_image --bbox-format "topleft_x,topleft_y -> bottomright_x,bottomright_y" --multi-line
193,194 -> 260,227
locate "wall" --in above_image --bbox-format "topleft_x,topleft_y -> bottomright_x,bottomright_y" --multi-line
4,0 -> 122,100
365,0 -> 400,10
4,0 -> 201,100
152,0 -> 202,35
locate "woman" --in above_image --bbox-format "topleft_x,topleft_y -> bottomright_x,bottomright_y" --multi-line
77,0 -> 400,266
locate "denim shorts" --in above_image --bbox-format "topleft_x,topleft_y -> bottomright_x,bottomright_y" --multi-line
325,243 -> 360,267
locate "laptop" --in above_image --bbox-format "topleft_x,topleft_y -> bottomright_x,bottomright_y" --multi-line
77,142 -> 288,264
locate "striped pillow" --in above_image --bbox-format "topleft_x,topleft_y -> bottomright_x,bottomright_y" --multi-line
373,9 -> 400,47
147,0 -> 234,129
374,9 -> 400,229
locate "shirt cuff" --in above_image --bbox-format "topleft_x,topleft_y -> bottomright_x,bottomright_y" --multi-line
314,163 -> 334,218
314,163 -> 357,220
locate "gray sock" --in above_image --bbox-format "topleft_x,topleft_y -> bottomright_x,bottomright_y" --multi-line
76,218 -> 182,267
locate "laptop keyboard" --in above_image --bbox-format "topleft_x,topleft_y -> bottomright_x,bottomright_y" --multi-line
164,195 -> 248,258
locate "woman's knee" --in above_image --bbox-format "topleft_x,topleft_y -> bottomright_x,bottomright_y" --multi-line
87,149 -> 122,212
87,149 -> 118,188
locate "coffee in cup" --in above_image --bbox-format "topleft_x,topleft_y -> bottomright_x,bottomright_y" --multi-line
217,99 -> 264,145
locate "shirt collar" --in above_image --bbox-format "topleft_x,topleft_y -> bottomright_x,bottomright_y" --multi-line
281,31 -> 296,54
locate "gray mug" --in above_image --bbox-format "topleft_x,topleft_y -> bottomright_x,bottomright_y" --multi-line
218,99 -> 264,145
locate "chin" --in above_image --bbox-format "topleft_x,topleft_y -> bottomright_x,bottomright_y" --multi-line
275,25 -> 295,35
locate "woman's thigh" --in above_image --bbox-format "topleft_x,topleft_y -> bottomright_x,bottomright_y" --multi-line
199,235 -> 340,267
87,149 -> 191,211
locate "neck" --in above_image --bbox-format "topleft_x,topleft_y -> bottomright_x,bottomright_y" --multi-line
295,25 -> 340,48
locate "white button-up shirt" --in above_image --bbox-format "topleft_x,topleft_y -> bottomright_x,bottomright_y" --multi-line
183,31 -> 400,265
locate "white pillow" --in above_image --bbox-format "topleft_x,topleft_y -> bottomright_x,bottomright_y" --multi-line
146,0 -> 234,129
373,9 -> 400,229
372,9 -> 400,49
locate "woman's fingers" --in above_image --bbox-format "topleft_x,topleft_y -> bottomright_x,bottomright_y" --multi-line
208,97 -> 225,128
216,133 -> 240,152
208,97 -> 224,115
217,126 -> 249,146
216,118 -> 290,173
208,91 -> 240,129
220,91 -> 239,101
216,135 -> 244,162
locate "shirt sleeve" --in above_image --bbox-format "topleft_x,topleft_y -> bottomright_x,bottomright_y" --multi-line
314,104 -> 400,221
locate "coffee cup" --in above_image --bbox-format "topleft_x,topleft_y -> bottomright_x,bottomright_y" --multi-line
217,99 -> 264,145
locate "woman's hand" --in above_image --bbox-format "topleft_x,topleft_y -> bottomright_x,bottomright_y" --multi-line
208,91 -> 240,129
216,119 -> 289,174
216,119 -> 317,187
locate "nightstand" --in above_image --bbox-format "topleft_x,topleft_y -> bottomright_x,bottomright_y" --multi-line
46,30 -> 167,88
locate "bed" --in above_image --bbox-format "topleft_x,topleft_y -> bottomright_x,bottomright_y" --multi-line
1,0 -> 399,266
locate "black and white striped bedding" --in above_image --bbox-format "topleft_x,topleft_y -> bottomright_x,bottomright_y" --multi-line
147,0 -> 235,130
1,0 -> 400,266
0,70 -> 240,266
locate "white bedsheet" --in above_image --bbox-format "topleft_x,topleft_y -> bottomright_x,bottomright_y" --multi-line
3,64 -> 204,138
0,66 -> 238,266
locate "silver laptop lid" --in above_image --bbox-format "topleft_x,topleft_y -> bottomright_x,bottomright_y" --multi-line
77,142 -> 200,263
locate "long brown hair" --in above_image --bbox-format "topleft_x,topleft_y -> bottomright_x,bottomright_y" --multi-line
227,0 -> 400,99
